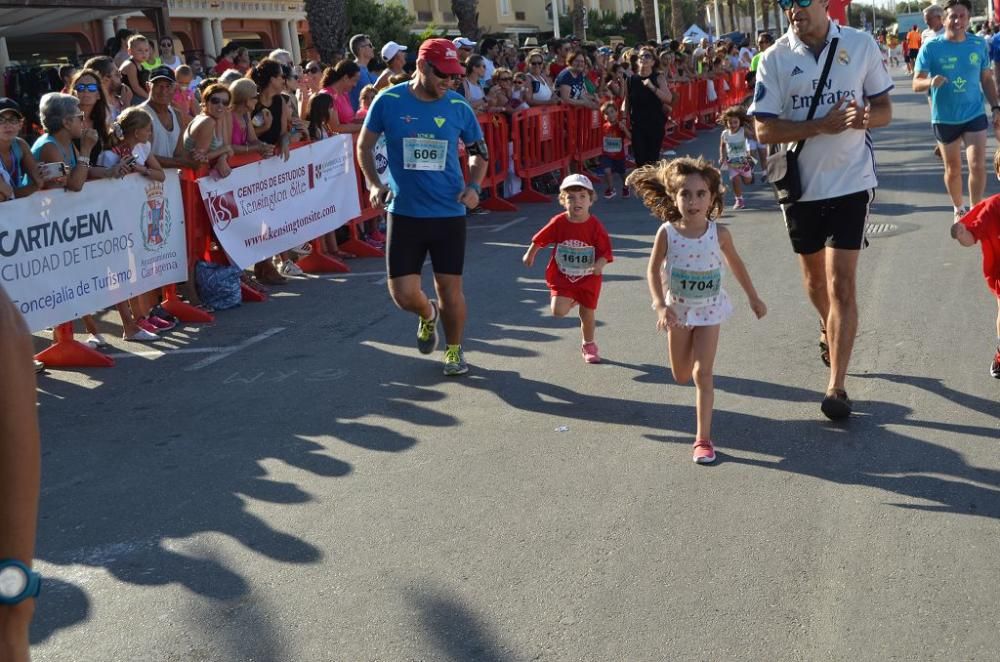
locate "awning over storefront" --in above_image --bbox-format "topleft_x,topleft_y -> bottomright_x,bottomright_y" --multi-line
0,0 -> 168,39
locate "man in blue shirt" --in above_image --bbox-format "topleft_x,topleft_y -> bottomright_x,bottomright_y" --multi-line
914,0 -> 1000,218
348,33 -> 378,112
357,38 -> 487,376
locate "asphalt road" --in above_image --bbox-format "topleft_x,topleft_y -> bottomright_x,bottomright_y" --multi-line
29,72 -> 1000,662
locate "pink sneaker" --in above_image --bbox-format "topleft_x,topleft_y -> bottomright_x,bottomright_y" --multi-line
136,318 -> 160,334
693,439 -> 716,464
147,315 -> 175,331
581,342 -> 601,364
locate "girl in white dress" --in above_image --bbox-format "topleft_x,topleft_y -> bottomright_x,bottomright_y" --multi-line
718,106 -> 754,210
628,157 -> 767,464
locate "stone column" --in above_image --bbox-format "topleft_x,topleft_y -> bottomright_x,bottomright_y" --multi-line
279,18 -> 293,52
212,18 -> 224,57
201,18 -> 216,59
114,16 -> 129,33
289,20 -> 302,63
102,18 -> 116,42
0,38 -> 8,96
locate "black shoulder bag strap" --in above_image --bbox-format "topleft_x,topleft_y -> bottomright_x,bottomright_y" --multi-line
793,36 -> 839,154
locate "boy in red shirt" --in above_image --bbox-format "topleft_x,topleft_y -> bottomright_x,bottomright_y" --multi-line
599,101 -> 631,200
523,174 -> 614,364
951,150 -> 1000,378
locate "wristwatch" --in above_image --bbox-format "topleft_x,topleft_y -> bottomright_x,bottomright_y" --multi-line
468,182 -> 482,194
0,559 -> 41,605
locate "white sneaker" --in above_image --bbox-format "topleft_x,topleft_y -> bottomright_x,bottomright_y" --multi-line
124,328 -> 159,342
279,261 -> 304,277
85,333 -> 109,348
291,242 -> 313,256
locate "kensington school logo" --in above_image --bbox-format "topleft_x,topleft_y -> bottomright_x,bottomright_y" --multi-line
140,180 -> 172,250
207,190 -> 240,231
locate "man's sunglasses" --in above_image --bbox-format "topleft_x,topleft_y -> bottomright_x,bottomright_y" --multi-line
777,0 -> 812,9
428,63 -> 461,81
74,83 -> 100,93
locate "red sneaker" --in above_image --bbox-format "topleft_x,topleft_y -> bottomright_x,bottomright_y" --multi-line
692,439 -> 716,464
147,315 -> 175,331
581,342 -> 601,364
137,318 -> 160,334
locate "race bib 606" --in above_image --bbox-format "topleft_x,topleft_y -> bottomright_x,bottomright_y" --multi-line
403,137 -> 448,171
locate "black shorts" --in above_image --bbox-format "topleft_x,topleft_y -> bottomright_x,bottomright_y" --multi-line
386,213 -> 467,278
932,114 -> 988,145
782,189 -> 873,254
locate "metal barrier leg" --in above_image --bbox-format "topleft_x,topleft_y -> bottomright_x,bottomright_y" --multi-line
35,322 -> 115,368
241,282 -> 267,302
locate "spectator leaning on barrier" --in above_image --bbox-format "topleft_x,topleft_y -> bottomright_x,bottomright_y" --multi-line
357,38 -> 487,377
524,49 -> 557,106
249,58 -> 292,161
0,99 -> 42,202
461,55 -> 488,112
376,41 -> 408,91
182,81 -> 234,178
69,68 -> 125,181
139,66 -> 203,170
0,284 -> 43,662
348,34 -> 378,112
318,61 -> 363,134
556,51 -> 600,109
32,93 -> 95,192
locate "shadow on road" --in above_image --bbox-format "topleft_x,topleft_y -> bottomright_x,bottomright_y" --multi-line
407,589 -> 513,662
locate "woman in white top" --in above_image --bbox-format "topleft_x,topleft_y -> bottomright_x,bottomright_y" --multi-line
158,35 -> 184,69
524,48 -> 558,106
462,55 -> 488,112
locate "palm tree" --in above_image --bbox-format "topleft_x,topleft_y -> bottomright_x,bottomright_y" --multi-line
761,0 -> 770,31
305,0 -> 348,64
670,0 -> 684,40
452,0 -> 481,39
572,0 -> 586,38
638,0 -> 659,40
728,0 -> 738,34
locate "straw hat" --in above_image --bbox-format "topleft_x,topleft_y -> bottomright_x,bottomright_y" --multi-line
521,36 -> 539,50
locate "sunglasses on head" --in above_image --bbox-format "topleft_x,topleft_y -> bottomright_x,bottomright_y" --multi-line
428,63 -> 461,81
777,0 -> 812,9
74,83 -> 99,93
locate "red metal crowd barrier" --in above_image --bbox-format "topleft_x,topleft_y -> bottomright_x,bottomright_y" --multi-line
567,106 -> 604,182
474,113 -> 517,212
509,105 -> 571,203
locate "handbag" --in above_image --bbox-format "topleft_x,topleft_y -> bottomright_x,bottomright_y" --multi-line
767,38 -> 839,205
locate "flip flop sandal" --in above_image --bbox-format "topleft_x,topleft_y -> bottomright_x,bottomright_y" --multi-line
819,324 -> 831,367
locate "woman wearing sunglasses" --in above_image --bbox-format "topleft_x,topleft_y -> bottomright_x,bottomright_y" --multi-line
182,82 -> 233,178
158,35 -> 184,69
524,48 -> 558,107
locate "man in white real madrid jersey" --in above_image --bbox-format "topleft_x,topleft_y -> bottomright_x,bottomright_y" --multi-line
749,0 -> 893,421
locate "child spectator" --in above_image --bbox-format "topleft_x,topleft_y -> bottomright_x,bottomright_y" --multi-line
629,157 -> 766,464
119,34 -> 152,102
718,105 -> 754,210
354,84 -> 377,122
522,174 -> 613,364
599,101 -> 630,200
172,65 -> 198,119
950,149 -> 1000,378
98,107 -> 171,341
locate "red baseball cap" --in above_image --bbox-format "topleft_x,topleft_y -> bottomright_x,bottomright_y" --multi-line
418,38 -> 464,76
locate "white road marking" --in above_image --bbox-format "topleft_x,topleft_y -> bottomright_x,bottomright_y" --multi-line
105,347 -> 229,360
490,216 -> 527,233
184,327 -> 286,371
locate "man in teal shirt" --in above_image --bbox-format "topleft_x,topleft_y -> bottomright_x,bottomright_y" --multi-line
914,0 -> 1000,217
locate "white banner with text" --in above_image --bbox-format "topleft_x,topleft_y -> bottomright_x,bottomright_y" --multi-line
0,172 -> 187,332
196,137 -> 362,269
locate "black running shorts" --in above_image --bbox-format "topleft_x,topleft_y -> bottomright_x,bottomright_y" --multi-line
932,114 -> 988,145
781,189 -> 873,255
386,213 -> 467,278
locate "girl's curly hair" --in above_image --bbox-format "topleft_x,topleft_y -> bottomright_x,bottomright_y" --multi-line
718,104 -> 749,128
625,157 -> 723,222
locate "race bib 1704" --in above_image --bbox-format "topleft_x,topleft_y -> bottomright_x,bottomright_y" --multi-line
668,266 -> 721,305
403,137 -> 448,171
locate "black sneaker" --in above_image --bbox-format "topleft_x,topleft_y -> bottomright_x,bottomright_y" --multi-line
991,348 -> 1000,379
416,300 -> 439,355
150,305 -> 178,325
821,389 -> 853,420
